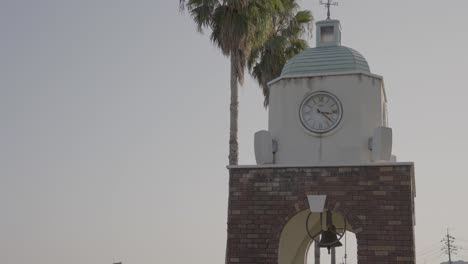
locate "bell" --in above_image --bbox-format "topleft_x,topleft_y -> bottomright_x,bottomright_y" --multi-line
319,226 -> 343,254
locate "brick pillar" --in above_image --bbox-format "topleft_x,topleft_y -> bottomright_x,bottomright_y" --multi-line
226,164 -> 416,264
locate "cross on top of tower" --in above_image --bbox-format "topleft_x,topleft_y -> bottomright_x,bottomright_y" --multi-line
320,0 -> 339,20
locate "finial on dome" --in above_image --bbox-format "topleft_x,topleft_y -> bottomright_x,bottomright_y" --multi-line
320,0 -> 339,20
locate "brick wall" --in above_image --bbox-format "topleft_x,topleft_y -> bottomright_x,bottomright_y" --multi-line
226,165 -> 416,264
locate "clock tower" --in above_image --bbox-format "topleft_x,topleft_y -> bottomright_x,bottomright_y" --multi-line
255,18 -> 393,166
226,17 -> 416,264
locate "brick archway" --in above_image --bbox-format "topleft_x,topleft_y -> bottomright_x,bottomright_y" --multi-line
226,165 -> 416,264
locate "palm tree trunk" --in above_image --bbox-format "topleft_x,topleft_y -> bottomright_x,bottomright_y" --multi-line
229,55 -> 239,165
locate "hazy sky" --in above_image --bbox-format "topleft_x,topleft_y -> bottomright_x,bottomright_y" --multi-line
1,1 -> 468,264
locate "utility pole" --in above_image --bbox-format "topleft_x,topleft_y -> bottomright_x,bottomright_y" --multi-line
442,228 -> 458,264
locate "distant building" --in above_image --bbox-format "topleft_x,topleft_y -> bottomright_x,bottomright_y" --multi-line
441,261 -> 468,264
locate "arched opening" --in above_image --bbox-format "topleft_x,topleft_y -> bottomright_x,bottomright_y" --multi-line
278,209 -> 358,264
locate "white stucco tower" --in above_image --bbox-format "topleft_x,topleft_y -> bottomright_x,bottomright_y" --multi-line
254,19 -> 394,165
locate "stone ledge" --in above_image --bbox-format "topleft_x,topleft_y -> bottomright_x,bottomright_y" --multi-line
227,162 -> 414,170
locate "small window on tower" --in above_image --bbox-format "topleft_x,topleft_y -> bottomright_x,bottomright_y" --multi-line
320,26 -> 334,43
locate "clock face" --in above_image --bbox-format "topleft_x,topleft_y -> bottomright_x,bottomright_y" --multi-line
299,91 -> 343,134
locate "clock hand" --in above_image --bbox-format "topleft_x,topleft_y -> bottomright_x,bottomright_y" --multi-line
317,109 -> 334,122
321,113 -> 333,122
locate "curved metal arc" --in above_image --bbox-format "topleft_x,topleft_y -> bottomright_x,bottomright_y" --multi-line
334,219 -> 347,240
306,212 -> 322,240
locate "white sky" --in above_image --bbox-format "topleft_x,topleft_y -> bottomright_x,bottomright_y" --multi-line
1,0 -> 468,264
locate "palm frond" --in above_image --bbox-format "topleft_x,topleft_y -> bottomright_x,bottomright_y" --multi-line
184,0 -> 219,32
247,1 -> 313,107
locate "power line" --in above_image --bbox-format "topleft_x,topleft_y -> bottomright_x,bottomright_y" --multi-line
418,240 -> 444,253
418,245 -> 443,257
419,248 -> 442,258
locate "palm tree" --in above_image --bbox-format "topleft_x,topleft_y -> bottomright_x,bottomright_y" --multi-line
180,0 -> 282,165
248,0 -> 313,106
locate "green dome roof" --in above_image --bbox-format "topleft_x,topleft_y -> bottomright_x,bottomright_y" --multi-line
281,46 -> 370,77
